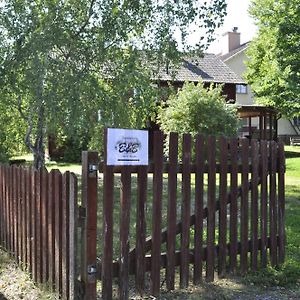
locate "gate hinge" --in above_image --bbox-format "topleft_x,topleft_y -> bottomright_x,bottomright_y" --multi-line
88,163 -> 98,178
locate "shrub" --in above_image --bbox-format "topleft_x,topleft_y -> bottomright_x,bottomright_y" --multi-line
158,81 -> 239,137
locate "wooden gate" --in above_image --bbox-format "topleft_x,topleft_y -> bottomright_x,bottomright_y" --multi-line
80,131 -> 285,300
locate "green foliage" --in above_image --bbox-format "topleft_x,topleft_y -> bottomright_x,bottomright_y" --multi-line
246,0 -> 300,117
0,95 -> 27,162
0,0 -> 227,168
158,82 -> 239,138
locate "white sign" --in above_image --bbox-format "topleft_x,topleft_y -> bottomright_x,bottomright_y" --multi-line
106,128 -> 149,166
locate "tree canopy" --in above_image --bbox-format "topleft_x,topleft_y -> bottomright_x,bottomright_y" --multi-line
0,0 -> 227,169
246,0 -> 300,117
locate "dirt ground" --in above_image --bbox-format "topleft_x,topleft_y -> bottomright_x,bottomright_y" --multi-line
1,249 -> 300,300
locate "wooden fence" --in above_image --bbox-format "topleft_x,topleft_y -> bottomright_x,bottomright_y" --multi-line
80,132 -> 286,300
0,131 -> 286,300
0,166 -> 78,300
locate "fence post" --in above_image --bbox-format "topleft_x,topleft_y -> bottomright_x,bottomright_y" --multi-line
81,151 -> 99,300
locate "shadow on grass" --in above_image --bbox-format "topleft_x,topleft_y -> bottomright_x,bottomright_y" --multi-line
285,151 -> 300,158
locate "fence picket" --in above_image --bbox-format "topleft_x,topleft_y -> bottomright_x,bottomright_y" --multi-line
251,140 -> 259,271
119,168 -> 132,300
278,142 -> 285,263
21,168 -> 27,265
180,134 -> 192,288
269,141 -> 278,266
69,173 -> 78,300
260,141 -> 268,268
218,137 -> 228,277
48,170 -> 56,288
229,138 -> 238,273
54,170 -> 63,294
31,170 -> 37,282
62,172 -> 70,299
241,138 -> 249,274
150,131 -> 164,296
166,132 -> 178,290
36,170 -> 42,283
42,169 -> 49,283
26,168 -> 32,273
206,136 -> 216,282
135,166 -> 148,294
193,134 -> 204,284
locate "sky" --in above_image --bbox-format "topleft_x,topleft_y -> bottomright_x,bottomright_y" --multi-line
184,0 -> 258,54
208,0 -> 257,53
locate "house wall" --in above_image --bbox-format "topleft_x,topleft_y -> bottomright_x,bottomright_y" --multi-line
224,51 -> 297,141
223,52 -> 253,105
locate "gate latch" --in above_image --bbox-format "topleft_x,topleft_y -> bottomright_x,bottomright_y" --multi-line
87,264 -> 97,282
88,164 -> 98,178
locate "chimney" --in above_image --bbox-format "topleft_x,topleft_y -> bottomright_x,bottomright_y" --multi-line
221,27 -> 241,55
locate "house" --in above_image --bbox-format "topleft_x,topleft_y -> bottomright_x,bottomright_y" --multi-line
154,53 -> 245,102
48,53 -> 246,160
219,28 -> 300,143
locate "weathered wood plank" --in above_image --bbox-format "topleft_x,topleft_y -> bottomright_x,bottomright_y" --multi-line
193,134 -> 204,284
166,132 -> 178,290
150,131 -> 164,296
218,137 -> 228,277
180,134 -> 192,288
206,136 -> 216,282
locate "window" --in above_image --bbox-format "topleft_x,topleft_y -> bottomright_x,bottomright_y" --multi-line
293,116 -> 300,126
236,84 -> 247,94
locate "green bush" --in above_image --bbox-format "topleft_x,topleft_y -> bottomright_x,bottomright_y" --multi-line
158,81 -> 239,138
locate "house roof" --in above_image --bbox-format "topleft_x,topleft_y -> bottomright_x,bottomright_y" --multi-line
154,53 -> 245,84
219,42 -> 249,62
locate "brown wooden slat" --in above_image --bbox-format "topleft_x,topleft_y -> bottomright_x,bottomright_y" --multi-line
150,131 -> 164,296
119,167 -> 132,300
18,167 -> 22,263
36,170 -> 42,283
180,134 -> 192,288
206,136 -> 216,282
26,168 -> 32,273
269,141 -> 277,266
229,138 -> 238,273
251,140 -> 259,271
31,170 -> 37,282
166,132 -> 178,290
135,165 -> 148,293
99,161 -> 258,174
54,170 -> 63,294
5,166 -> 10,250
101,165 -> 114,300
240,138 -> 249,274
62,172 -> 70,299
218,137 -> 228,277
42,169 -> 49,283
4,166 -> 9,250
81,151 -> 99,300
0,166 -> 4,244
260,140 -> 268,267
21,168 -> 26,267
277,142 -> 285,264
193,134 -> 204,284
69,173 -> 78,299
9,166 -> 17,257
102,129 -> 115,300
48,170 -> 56,288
